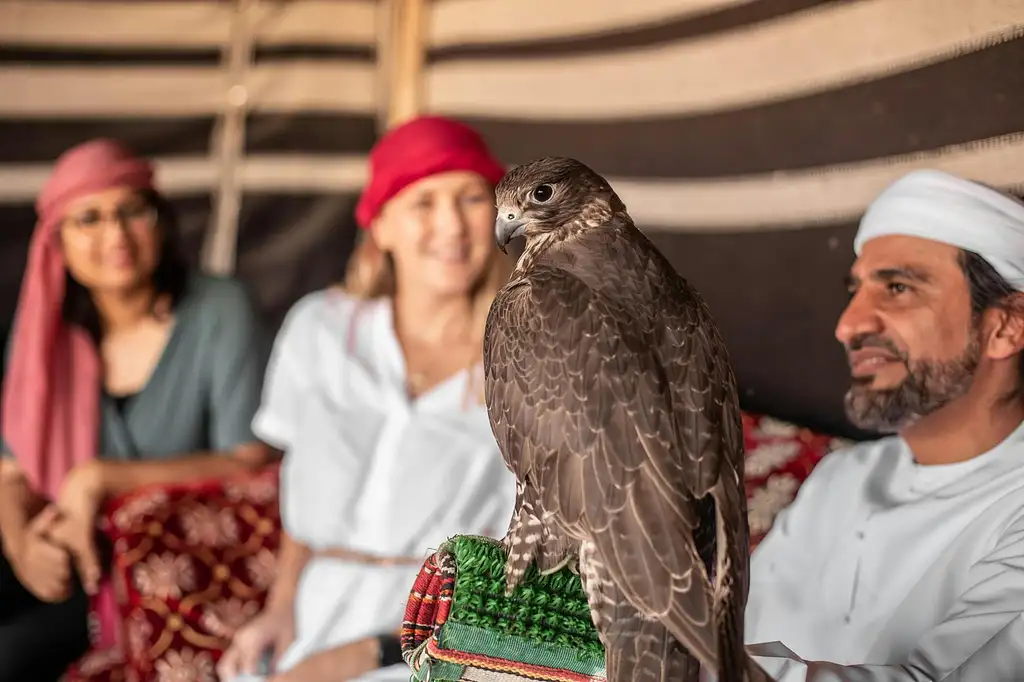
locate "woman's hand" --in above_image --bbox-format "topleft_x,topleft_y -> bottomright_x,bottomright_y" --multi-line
217,606 -> 297,681
50,460 -> 106,594
7,505 -> 75,602
267,637 -> 379,682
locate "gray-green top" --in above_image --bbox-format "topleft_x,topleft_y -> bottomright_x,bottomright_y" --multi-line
2,274 -> 269,462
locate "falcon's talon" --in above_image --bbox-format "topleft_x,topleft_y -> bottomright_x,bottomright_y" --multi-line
537,553 -> 576,576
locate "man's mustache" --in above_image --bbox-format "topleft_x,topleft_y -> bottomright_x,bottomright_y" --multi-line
845,334 -> 908,363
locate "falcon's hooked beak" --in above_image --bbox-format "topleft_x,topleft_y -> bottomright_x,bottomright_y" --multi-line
495,210 -> 528,254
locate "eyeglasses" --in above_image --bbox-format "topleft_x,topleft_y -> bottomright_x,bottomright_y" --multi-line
62,203 -> 157,232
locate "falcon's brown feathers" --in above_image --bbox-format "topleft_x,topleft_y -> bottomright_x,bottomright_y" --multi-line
483,157 -> 755,682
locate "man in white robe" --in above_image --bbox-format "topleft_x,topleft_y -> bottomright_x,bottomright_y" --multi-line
745,169 -> 1024,681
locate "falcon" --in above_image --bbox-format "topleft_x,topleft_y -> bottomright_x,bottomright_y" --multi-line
483,157 -> 757,682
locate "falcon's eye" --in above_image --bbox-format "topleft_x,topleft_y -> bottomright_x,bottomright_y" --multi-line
532,184 -> 553,203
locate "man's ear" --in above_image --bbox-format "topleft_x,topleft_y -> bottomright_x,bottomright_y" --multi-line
985,294 -> 1024,360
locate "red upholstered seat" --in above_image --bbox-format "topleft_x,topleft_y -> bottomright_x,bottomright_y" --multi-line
63,464 -> 282,682
742,413 -> 848,551
64,415 -> 844,681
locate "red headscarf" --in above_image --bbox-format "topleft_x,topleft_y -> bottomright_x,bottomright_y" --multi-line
1,139 -> 154,652
355,116 -> 505,229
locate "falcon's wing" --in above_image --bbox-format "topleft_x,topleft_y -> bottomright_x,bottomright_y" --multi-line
483,243 -> 741,670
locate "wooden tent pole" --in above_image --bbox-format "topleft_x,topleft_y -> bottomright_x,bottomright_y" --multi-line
202,0 -> 255,275
384,0 -> 427,130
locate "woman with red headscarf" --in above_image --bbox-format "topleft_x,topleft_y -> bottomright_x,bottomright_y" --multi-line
217,117 -> 518,682
0,139 -> 276,680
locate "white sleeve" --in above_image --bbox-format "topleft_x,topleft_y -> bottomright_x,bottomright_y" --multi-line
750,513 -> 1024,682
250,294 -> 322,450
469,466 -> 518,538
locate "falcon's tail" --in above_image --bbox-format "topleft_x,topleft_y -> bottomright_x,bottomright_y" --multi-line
714,584 -> 745,682
712,480 -> 750,682
604,619 -> 700,682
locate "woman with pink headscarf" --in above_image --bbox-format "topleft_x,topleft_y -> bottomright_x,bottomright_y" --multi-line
0,139 -> 276,680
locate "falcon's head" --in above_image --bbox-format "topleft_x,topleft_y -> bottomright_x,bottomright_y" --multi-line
493,156 -> 624,253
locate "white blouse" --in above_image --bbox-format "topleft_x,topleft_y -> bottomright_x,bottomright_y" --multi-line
745,419 -> 1024,681
251,289 -> 518,680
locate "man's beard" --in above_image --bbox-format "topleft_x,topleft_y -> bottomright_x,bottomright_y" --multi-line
843,332 -> 981,433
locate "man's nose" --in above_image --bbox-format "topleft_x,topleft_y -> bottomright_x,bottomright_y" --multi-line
835,291 -> 883,345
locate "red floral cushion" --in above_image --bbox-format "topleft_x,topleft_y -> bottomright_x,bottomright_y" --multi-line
62,648 -> 126,682
64,464 -> 282,682
64,414 -> 842,681
742,413 -> 849,551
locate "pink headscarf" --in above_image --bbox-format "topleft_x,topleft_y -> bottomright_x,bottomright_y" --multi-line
3,138 -> 153,498
1,138 -> 154,651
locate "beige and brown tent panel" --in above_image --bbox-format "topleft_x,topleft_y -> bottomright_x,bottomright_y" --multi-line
1,0 -> 1022,437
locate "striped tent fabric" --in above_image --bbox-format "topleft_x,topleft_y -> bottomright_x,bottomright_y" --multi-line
0,0 -> 378,332
425,0 -> 1024,438
2,0 -> 1023,438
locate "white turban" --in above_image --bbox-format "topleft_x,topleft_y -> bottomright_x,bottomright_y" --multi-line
854,169 -> 1024,290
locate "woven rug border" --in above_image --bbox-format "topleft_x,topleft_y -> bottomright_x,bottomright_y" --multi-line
411,656 -> 466,682
432,623 -> 606,681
